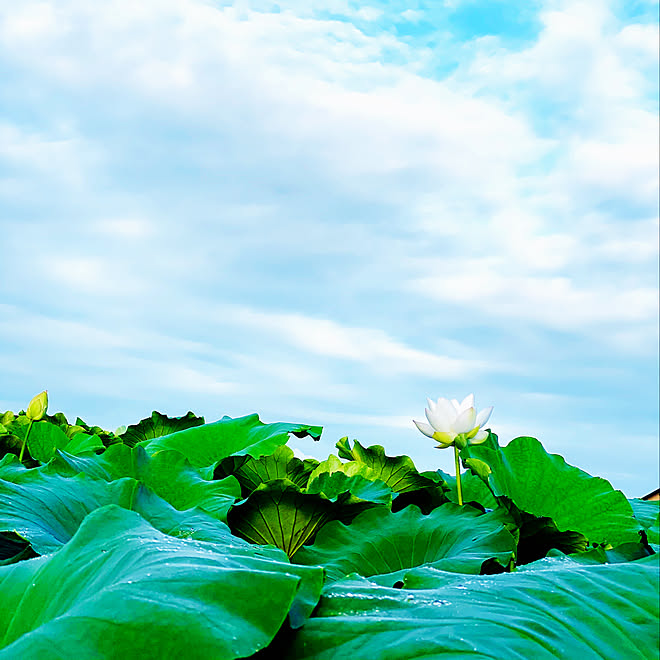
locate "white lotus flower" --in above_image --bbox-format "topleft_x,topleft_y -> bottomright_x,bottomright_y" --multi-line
413,394 -> 493,449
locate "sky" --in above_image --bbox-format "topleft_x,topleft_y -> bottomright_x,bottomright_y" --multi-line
0,0 -> 658,497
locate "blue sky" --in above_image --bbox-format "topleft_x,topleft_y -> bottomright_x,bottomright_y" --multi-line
0,0 -> 658,496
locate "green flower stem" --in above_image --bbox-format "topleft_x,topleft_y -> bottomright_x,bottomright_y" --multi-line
454,444 -> 463,505
18,420 -> 34,463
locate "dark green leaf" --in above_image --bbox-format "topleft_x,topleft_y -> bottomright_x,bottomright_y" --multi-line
216,445 -> 318,495
119,410 -> 205,447
227,480 -> 335,558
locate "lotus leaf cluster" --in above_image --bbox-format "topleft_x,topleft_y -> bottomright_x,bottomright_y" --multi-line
0,398 -> 657,659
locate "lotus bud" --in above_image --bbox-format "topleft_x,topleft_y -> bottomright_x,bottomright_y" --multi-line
26,390 -> 48,421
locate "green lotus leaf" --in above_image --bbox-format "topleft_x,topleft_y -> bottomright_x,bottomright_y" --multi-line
43,412 -> 85,439
0,506 -> 324,658
553,541 -> 653,565
293,503 -> 515,584
25,421 -> 69,462
59,432 -> 105,455
0,468 -> 240,555
307,454 -> 378,482
436,468 -> 497,509
40,445 -> 240,519
629,498 -> 659,545
49,442 -> 140,481
216,445 -> 319,495
144,414 -> 322,468
284,555 -> 659,660
0,435 -> 25,466
0,449 -> 241,553
73,416 -> 120,447
306,470 -> 392,505
119,410 -> 205,447
0,454 -> 29,482
335,437 -> 441,494
135,448 -> 241,521
465,436 -> 642,546
227,479 -> 336,558
0,471 -> 140,553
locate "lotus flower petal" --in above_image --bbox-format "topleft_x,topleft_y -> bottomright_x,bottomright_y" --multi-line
413,420 -> 435,438
433,431 -> 456,448
435,398 -> 458,425
457,394 -> 475,413
426,406 -> 451,433
469,429 -> 489,444
454,407 -> 477,434
475,406 -> 493,429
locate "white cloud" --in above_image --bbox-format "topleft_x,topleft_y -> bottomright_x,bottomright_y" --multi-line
0,0 -> 657,496
412,261 -> 658,330
225,307 -> 493,378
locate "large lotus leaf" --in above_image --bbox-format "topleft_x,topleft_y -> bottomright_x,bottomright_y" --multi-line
24,422 -> 68,462
49,445 -> 240,521
26,421 -> 106,463
465,436 -> 641,546
0,454 -> 30,482
119,410 -> 205,447
629,498 -> 659,545
227,480 -> 336,558
49,442 -> 140,481
0,470 -> 140,553
335,437 -> 440,494
553,542 -> 653,565
0,451 -> 241,553
293,503 -> 515,584
0,462 -> 237,553
216,445 -> 319,495
134,448 -> 241,521
0,506 -> 324,658
144,413 -> 322,467
284,556 -> 659,660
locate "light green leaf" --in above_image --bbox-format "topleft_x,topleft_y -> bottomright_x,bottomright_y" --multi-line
61,432 -> 105,455
25,421 -> 68,463
216,445 -> 318,494
335,437 -> 440,494
145,414 -> 322,467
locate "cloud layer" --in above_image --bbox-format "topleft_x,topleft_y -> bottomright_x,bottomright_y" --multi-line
0,0 -> 657,495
